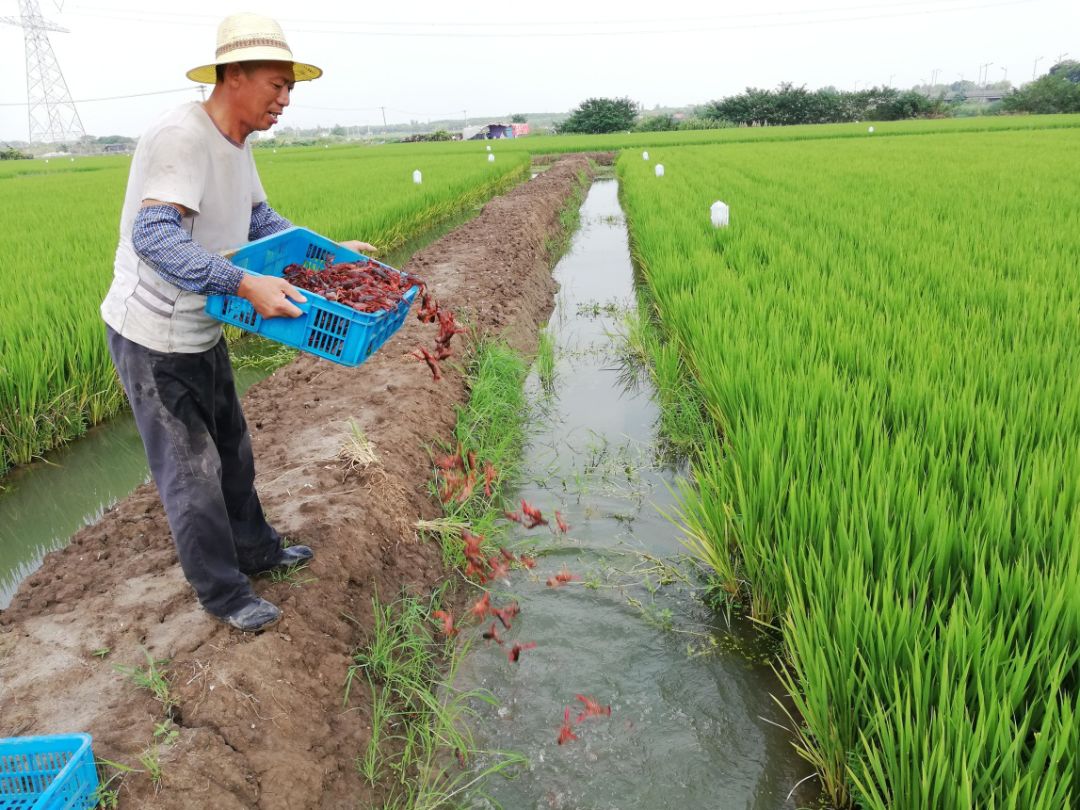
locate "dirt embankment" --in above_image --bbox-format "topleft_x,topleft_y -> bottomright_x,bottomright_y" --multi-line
0,154 -> 598,809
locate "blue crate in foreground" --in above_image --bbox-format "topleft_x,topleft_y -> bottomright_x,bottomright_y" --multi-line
205,227 -> 420,368
0,734 -> 98,810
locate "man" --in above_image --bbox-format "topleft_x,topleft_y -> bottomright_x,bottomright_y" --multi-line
100,13 -> 372,632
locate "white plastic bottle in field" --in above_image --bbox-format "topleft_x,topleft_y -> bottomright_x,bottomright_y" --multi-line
486,145 -> 492,151
710,200 -> 730,227
654,163 -> 665,177
868,125 -> 875,133
413,169 -> 422,184
642,150 -> 649,160
488,153 -> 495,162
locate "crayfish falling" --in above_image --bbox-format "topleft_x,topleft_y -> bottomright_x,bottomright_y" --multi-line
411,292 -> 467,381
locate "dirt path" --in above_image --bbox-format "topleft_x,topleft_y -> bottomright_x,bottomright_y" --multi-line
0,154 -> 600,809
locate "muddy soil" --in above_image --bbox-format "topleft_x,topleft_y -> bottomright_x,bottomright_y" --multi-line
0,154 -> 598,809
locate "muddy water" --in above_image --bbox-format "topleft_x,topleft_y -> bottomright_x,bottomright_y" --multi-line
0,361 -> 273,609
0,208 -> 481,610
457,180 -> 815,809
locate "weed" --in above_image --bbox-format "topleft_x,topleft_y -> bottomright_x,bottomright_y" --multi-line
338,419 -> 379,479
543,169 -> 590,261
138,747 -> 164,791
269,561 -> 317,588
93,757 -> 136,809
424,340 -> 529,568
152,719 -> 179,746
92,647 -> 110,659
535,329 -> 556,392
113,648 -> 178,720
345,590 -> 525,806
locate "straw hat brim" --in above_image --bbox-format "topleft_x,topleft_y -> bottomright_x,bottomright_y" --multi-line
187,50 -> 322,84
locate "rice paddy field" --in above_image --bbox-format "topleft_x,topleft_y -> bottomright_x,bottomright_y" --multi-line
4,113 -> 1080,808
0,149 -> 527,475
617,126 -> 1080,807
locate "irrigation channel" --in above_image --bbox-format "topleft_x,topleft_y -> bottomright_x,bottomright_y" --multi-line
0,208 -> 477,610
457,178 -> 815,809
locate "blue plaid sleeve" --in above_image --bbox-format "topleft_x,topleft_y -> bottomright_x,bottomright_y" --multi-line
132,204 -> 245,296
249,201 -> 293,241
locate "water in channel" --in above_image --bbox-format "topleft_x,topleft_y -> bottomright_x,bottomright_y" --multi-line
458,179 -> 815,809
0,208 -> 480,610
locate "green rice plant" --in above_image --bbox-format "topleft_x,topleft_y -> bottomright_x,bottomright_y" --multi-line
0,149 -> 528,477
618,128 -> 1080,807
308,112 -> 1080,160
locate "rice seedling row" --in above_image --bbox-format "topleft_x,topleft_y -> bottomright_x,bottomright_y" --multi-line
617,129 -> 1080,808
0,150 -> 527,475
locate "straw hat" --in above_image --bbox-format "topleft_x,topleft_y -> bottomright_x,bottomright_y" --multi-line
186,13 -> 322,84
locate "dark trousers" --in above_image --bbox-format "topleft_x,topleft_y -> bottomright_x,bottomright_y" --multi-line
107,327 -> 280,617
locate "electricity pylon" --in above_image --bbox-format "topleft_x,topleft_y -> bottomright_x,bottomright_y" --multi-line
0,0 -> 84,143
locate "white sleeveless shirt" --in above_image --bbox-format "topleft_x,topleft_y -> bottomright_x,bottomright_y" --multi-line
101,102 -> 266,353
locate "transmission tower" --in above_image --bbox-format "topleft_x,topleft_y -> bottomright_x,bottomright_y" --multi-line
0,0 -> 84,143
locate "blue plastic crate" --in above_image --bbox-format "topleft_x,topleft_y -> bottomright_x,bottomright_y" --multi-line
205,227 -> 420,368
0,734 -> 98,810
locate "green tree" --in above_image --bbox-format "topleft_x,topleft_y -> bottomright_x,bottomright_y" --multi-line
510,113 -> 527,123
1048,59 -> 1080,83
1002,74 -> 1080,114
635,114 -> 676,132
558,97 -> 638,134
871,90 -> 946,120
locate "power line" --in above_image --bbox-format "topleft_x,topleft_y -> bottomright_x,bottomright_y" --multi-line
63,0 -> 1040,38
69,0 -> 1021,28
0,86 -> 192,107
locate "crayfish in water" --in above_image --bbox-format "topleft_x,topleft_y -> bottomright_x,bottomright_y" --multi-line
546,566 -> 580,588
507,641 -> 536,663
557,707 -> 578,744
575,694 -> 612,721
520,500 -> 548,529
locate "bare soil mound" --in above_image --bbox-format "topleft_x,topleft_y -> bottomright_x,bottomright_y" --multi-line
0,154 -> 598,809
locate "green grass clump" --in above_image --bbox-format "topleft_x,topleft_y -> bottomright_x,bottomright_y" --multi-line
535,329 -> 556,392
345,590 -> 523,809
618,129 -> 1080,807
424,340 -> 529,570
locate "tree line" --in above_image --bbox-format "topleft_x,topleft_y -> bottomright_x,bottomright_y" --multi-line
558,60 -> 1080,134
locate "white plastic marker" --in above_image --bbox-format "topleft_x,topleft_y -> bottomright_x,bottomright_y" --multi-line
868,126 -> 875,133
710,200 -> 730,228
413,169 -> 422,184
642,150 -> 649,160
486,145 -> 492,152
655,163 -> 665,177
488,153 -> 495,162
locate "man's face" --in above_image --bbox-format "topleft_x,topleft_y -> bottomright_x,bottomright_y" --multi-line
234,61 -> 296,132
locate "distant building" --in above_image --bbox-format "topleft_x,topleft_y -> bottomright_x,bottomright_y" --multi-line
102,143 -> 133,154
511,123 -> 530,137
462,122 -> 516,140
943,88 -> 1007,103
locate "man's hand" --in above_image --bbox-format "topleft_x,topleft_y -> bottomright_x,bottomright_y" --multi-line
339,239 -> 378,256
237,274 -> 306,318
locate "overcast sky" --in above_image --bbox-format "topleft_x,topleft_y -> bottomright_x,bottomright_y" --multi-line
0,0 -> 1075,140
